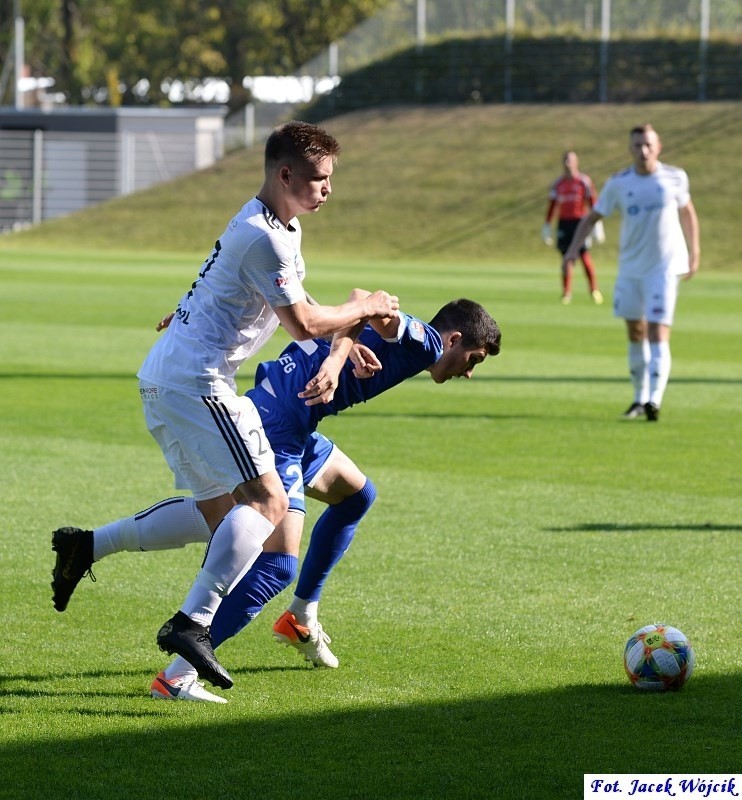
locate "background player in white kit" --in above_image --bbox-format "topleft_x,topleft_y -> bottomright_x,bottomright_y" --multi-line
562,124 -> 700,421
51,121 -> 398,691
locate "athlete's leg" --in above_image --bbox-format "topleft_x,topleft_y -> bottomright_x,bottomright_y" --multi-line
207,512 -> 302,647
178,470 -> 287,627
92,494 -> 231,563
557,221 -> 574,302
647,322 -> 672,409
614,274 -> 650,410
161,513 -> 302,686
288,448 -> 376,626
160,420 -> 305,685
625,319 -> 650,406
269,447 -> 375,668
152,388 -> 288,688
645,273 -> 679,411
52,396 -> 240,612
580,250 -> 600,294
52,491 -> 237,616
561,259 -> 575,301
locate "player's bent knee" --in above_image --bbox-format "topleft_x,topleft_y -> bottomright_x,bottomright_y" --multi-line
233,474 -> 290,527
260,492 -> 290,527
357,477 -> 377,514
196,494 -> 237,532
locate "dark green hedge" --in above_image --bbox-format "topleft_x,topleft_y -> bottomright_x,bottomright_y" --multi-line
305,35 -> 741,118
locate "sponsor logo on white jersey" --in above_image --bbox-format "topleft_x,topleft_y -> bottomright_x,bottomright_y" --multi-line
272,273 -> 294,288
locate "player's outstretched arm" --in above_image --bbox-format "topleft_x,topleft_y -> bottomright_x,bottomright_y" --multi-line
299,288 -> 391,405
563,209 -> 602,266
345,288 -> 401,341
541,222 -> 554,246
679,200 -> 700,280
337,289 -> 388,379
300,319 -> 366,406
273,290 -> 398,342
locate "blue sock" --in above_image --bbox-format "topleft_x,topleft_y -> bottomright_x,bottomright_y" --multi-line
210,552 -> 297,648
295,479 -> 377,603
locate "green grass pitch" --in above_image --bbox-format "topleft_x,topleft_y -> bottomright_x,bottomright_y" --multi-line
0,247 -> 739,799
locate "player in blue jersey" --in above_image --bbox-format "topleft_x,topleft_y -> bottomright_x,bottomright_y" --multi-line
149,294 -> 500,701
57,295 -> 500,702
51,121 -> 398,693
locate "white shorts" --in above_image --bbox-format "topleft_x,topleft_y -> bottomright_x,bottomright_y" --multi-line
139,382 -> 275,501
613,271 -> 681,326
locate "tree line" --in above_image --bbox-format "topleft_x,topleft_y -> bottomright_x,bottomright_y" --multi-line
0,0 -> 390,108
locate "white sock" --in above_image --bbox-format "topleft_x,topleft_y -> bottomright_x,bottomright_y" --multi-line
628,340 -> 650,404
180,504 -> 274,626
93,496 -> 211,561
163,657 -> 199,683
649,341 -> 672,407
288,598 -> 319,627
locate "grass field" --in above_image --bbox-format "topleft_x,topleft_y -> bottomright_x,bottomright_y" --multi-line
0,244 -> 739,799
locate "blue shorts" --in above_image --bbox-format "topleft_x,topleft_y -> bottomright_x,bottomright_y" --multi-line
248,384 -> 335,515
277,431 -> 335,514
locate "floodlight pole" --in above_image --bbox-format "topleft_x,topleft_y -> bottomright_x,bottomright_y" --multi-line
14,0 -> 25,109
504,0 -> 515,103
416,0 -> 426,52
599,0 -> 611,103
244,102 -> 255,148
698,0 -> 710,101
414,0 -> 426,101
328,42 -> 339,79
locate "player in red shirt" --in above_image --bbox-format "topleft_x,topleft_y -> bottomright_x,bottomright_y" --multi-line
543,151 -> 604,305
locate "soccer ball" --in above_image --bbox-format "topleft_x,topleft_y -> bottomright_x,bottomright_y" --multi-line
623,623 -> 695,691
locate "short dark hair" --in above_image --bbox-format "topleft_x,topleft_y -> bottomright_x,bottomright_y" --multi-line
630,123 -> 657,137
428,299 -> 501,356
265,120 -> 340,167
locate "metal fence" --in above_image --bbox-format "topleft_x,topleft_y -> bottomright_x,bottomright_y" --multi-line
300,0 -> 740,101
0,127 -> 223,232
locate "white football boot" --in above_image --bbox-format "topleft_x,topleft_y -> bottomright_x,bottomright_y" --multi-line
150,670 -> 227,704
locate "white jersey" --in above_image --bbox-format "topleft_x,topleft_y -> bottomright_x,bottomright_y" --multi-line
138,197 -> 307,396
594,162 -> 691,278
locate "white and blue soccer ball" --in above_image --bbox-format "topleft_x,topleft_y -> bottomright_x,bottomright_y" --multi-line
623,623 -> 695,691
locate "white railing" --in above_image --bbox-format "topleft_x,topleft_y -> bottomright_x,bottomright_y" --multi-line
0,127 -> 223,232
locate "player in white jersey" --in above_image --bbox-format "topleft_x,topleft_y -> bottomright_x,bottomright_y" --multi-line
49,297 -> 501,703
50,121 -> 398,691
562,124 -> 700,421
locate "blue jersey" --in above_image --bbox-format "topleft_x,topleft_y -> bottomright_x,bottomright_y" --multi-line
247,313 -> 442,514
252,313 -> 442,434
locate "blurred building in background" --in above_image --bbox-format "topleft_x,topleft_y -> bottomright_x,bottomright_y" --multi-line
0,107 -> 223,232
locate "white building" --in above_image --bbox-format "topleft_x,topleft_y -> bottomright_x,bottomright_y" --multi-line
0,106 -> 225,230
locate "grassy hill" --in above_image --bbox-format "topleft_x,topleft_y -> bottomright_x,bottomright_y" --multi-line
2,102 -> 740,271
